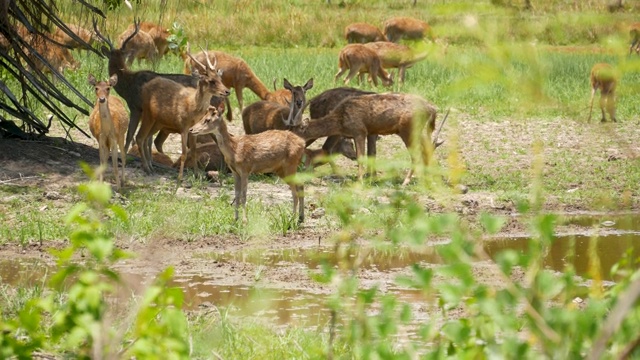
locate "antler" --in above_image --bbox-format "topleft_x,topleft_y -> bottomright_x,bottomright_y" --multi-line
432,108 -> 449,148
188,47 -> 208,73
198,45 -> 217,70
121,17 -> 141,51
92,17 -> 114,51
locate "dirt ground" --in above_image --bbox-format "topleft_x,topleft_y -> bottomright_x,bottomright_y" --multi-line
1,113 -> 639,319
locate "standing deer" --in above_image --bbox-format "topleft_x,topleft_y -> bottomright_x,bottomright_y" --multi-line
184,49 -> 292,121
93,19 -> 227,155
190,106 -> 306,223
52,23 -> 95,50
292,93 -> 441,185
344,22 -> 387,43
335,44 -> 393,87
242,78 -> 314,134
88,74 -> 129,189
383,17 -> 433,43
137,55 -> 230,184
588,63 -> 618,123
629,22 -> 640,55
125,21 -> 171,58
364,41 -> 429,83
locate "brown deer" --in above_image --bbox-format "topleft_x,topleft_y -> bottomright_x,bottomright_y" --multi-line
117,26 -> 158,67
629,23 -> 640,55
364,41 -> 429,83
383,17 -> 433,43
136,54 -> 230,184
26,39 -> 79,76
93,19 -> 227,155
176,137 -> 229,173
242,78 -> 314,134
52,24 -> 95,50
189,106 -> 306,223
344,22 -> 387,43
335,44 -> 393,87
184,48 -> 293,121
88,74 -> 129,189
125,21 -> 170,58
128,144 -> 174,168
270,78 -> 293,105
292,93 -> 441,185
307,87 -> 375,167
588,63 -> 618,123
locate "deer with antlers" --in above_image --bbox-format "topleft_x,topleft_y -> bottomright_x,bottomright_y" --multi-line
588,63 -> 618,123
136,53 -> 229,184
88,74 -> 129,189
94,19 -> 228,155
184,48 -> 292,121
335,44 -> 393,87
344,22 -> 387,43
190,106 -> 306,223
291,93 -> 444,185
383,17 -> 433,43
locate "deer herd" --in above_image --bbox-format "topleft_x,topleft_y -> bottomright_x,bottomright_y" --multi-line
18,15 -> 636,223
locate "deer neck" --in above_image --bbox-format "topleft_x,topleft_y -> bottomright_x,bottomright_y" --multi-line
97,100 -> 114,129
296,114 -> 342,141
194,85 -> 214,114
245,70 -> 271,100
211,120 -> 237,166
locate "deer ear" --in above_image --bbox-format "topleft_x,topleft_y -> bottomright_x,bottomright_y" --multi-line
88,74 -> 96,86
283,78 -> 293,91
109,74 -> 118,87
304,78 -> 314,90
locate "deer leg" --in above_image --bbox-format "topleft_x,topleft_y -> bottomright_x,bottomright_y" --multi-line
399,67 -> 406,84
110,137 -> 120,189
587,87 -> 597,122
235,86 -> 244,116
187,133 -> 198,170
400,131 -> 415,186
124,108 -> 142,154
154,129 -> 170,153
225,96 -> 233,121
177,131 -> 189,185
135,118 -> 153,174
233,172 -> 242,222
343,67 -> 360,85
599,94 -> 607,122
366,134 -> 378,177
354,135 -> 367,181
334,67 -> 347,83
98,135 -> 107,183
605,92 -> 617,122
118,130 -> 127,187
240,174 -> 249,224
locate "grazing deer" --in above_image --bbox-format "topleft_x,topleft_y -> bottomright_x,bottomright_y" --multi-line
588,63 -> 618,123
88,74 -> 129,189
137,54 -> 230,184
344,22 -> 387,43
364,41 -> 429,83
52,24 -> 95,50
242,78 -> 314,134
190,106 -> 306,223
125,21 -> 171,59
24,36 -> 79,78
383,17 -> 433,43
629,23 -> 640,55
292,93 -> 441,185
93,19 -> 227,155
117,26 -> 158,67
184,48 -> 292,121
335,44 -> 393,87
307,87 -> 374,167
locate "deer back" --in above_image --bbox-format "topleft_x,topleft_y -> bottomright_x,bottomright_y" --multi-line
345,22 -> 386,43
235,130 -> 306,174
242,101 -> 291,134
383,17 -> 431,42
309,87 -> 376,118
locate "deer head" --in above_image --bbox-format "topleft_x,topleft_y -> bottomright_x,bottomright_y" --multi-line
282,78 -> 314,127
190,105 -> 224,135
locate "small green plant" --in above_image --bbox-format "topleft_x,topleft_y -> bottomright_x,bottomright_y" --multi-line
167,21 -> 188,56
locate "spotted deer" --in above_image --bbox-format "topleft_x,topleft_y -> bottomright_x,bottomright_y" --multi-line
335,44 -> 393,87
383,16 -> 433,43
588,63 -> 617,123
344,22 -> 387,43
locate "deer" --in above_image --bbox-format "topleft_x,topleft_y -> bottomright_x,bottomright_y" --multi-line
93,19 -> 227,155
588,63 -> 618,123
189,106 -> 306,224
335,44 -> 393,87
24,35 -> 79,78
306,87 -> 375,168
87,74 -> 130,189
136,54 -> 230,184
241,78 -> 314,134
117,26 -> 158,67
629,23 -> 640,55
344,22 -> 387,43
128,144 -> 174,168
124,21 -> 170,59
51,24 -> 95,50
184,48 -> 293,121
383,17 -> 433,43
270,78 -> 294,105
363,41 -> 429,84
176,136 -> 229,173
291,93 -> 443,185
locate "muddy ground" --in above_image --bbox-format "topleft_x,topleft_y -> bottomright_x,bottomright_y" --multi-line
1,114 -> 639,321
